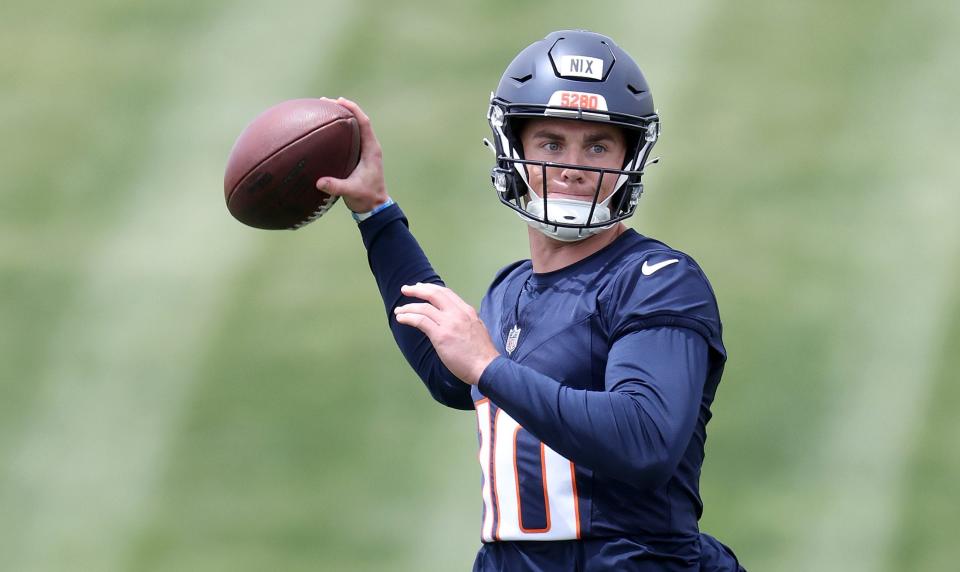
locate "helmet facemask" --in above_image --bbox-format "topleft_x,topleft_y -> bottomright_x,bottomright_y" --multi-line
488,99 -> 659,242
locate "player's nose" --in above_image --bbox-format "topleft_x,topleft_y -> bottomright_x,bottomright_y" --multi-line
560,166 -> 586,185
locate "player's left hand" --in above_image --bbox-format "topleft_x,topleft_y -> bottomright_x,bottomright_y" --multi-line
394,283 -> 500,385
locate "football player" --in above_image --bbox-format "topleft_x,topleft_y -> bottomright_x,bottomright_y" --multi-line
317,29 -> 746,572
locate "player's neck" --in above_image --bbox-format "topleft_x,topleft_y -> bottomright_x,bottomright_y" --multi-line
528,223 -> 627,274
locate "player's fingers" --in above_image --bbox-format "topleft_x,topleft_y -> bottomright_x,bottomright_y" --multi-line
407,283 -> 466,313
395,310 -> 439,336
336,97 -> 369,122
316,175 -> 347,195
336,97 -> 381,158
415,283 -> 476,317
400,283 -> 452,310
411,281 -> 474,315
435,285 -> 476,315
393,302 -> 444,325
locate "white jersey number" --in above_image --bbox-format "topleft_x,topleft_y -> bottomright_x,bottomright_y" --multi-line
475,399 -> 582,542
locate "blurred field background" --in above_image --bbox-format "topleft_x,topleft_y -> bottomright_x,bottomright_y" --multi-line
2,0 -> 958,570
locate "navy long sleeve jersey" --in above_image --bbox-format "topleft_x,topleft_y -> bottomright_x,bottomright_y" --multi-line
359,203 -> 727,553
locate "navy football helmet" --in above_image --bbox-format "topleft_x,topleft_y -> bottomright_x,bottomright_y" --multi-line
486,30 -> 660,241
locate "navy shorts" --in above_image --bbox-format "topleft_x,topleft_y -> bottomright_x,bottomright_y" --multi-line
472,532 -> 745,572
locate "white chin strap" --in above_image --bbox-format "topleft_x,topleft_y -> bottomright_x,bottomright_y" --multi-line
522,188 -> 614,242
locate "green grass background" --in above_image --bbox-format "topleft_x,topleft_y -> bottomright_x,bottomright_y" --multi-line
2,0 -> 958,570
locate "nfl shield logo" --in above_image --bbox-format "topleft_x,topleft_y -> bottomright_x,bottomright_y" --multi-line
505,325 -> 521,355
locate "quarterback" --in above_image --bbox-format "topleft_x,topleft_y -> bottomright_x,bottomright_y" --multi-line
318,30 -> 745,571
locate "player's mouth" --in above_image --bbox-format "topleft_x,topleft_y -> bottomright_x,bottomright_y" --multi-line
545,191 -> 599,201
541,178 -> 611,202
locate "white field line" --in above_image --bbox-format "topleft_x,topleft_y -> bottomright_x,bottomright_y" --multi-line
793,13 -> 960,572
0,2 -> 354,571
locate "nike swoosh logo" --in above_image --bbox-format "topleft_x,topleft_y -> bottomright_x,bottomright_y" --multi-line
641,258 -> 679,276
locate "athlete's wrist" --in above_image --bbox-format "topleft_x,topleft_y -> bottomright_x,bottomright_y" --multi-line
351,196 -> 394,222
465,352 -> 501,386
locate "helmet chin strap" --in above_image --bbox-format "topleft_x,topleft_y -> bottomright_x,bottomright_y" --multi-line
522,187 -> 615,242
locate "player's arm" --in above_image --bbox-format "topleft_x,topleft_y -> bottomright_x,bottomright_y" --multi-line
477,328 -> 707,488
316,99 -> 472,410
396,259 -> 717,487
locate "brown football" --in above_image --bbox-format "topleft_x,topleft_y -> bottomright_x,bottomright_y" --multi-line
224,98 -> 360,230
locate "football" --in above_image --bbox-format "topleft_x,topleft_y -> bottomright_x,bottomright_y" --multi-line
224,98 -> 361,230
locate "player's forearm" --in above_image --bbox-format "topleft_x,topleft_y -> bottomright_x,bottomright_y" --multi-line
479,360 -> 678,486
358,203 -> 472,410
477,327 -> 707,487
359,203 -> 439,306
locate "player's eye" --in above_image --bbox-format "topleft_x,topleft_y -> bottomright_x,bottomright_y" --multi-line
589,144 -> 607,154
542,142 -> 561,152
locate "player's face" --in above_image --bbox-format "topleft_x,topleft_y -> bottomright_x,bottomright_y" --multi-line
519,118 -> 627,203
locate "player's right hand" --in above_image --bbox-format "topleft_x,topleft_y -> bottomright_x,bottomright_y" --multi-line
315,97 -> 389,214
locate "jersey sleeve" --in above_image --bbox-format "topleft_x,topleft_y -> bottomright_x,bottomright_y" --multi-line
600,251 -> 724,357
358,203 -> 473,410
477,326 -> 708,488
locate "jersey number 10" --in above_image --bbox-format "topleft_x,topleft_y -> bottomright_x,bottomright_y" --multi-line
475,399 -> 582,541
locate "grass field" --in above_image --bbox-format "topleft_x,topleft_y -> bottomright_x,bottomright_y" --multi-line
1,0 -> 958,570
